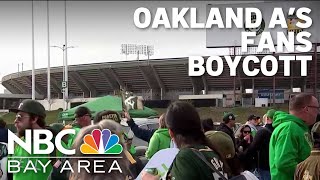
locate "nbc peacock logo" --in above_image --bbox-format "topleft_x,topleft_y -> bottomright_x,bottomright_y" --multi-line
80,129 -> 123,154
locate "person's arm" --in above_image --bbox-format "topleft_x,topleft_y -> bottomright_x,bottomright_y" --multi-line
145,133 -> 160,159
127,119 -> 155,142
141,171 -> 160,180
242,130 -> 265,159
4,129 -> 8,143
125,111 -> 155,142
274,125 -> 299,176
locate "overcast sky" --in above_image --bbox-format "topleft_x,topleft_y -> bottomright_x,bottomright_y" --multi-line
1,1 -> 245,93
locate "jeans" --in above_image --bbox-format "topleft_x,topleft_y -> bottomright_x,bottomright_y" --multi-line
258,169 -> 271,180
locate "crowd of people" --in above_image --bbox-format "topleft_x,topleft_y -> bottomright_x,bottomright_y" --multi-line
0,93 -> 319,180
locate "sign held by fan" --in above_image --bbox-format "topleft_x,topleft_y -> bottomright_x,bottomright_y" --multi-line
124,96 -> 138,110
120,90 -> 144,111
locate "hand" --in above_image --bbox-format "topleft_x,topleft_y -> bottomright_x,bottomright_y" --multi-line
244,134 -> 250,141
124,111 -> 131,121
244,135 -> 251,143
141,171 -> 160,180
126,139 -> 133,148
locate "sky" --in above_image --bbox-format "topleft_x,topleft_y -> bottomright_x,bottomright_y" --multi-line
2,1 -> 250,93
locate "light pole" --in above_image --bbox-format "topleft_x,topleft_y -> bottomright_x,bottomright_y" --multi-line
51,45 -> 76,110
47,0 -> 51,110
31,0 -> 35,100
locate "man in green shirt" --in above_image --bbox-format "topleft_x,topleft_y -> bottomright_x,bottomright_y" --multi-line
9,99 -> 52,180
66,106 -> 92,148
269,93 -> 317,180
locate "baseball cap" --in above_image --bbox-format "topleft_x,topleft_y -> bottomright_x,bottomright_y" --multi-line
9,99 -> 46,118
205,130 -> 235,159
75,106 -> 92,118
266,109 -> 276,119
94,110 -> 121,124
223,112 -> 236,122
247,114 -> 257,121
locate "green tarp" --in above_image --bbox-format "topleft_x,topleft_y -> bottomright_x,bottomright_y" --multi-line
58,96 -> 158,121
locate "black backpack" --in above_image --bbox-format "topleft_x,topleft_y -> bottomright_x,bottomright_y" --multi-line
191,149 -> 257,180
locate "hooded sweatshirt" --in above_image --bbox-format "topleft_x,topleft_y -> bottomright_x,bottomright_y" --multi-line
269,111 -> 313,180
146,128 -> 171,159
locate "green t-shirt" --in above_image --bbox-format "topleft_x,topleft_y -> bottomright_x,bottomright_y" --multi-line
167,145 -> 228,180
67,126 -> 81,149
10,137 -> 53,180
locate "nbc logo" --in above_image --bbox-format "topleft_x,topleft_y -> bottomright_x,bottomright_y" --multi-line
7,128 -> 125,174
80,129 -> 123,154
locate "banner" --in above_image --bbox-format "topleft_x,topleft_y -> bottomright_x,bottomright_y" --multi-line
206,1 -> 320,48
258,89 -> 284,99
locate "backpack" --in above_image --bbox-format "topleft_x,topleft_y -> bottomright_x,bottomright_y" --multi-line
191,149 -> 258,180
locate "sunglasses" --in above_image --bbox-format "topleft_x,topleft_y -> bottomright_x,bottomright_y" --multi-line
15,114 -> 31,121
243,131 -> 251,134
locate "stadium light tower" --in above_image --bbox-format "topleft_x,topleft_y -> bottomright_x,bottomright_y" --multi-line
146,45 -> 154,60
121,44 -> 154,60
51,45 -> 76,110
120,44 -> 129,60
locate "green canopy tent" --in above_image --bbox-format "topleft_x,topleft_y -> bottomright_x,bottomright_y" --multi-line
58,96 -> 158,121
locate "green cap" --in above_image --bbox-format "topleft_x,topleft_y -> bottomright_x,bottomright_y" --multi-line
223,112 -> 236,122
205,130 -> 235,159
9,99 -> 46,118
266,109 -> 276,119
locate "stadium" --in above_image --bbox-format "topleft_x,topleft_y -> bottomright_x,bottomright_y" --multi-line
1,47 -> 319,110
